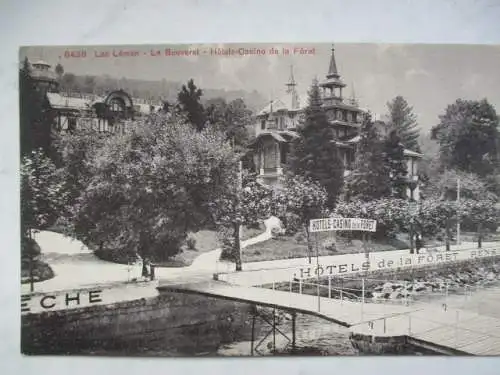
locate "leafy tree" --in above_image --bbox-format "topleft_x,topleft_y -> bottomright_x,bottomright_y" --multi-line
386,96 -> 421,152
344,113 -> 391,201
210,172 -> 273,270
177,79 -> 206,131
205,97 -> 252,151
21,149 -> 67,236
61,73 -> 77,93
384,130 -> 408,198
21,149 -> 67,291
70,116 -> 237,261
288,79 -> 344,208
431,98 -> 499,177
53,129 -> 108,217
84,75 -> 96,94
273,175 -> 328,263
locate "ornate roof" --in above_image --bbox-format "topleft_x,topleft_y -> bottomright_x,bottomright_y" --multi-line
320,45 -> 346,89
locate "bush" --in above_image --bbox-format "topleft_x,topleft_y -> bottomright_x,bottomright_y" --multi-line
323,239 -> 337,253
294,232 -> 306,244
283,212 -> 302,235
186,236 -> 197,251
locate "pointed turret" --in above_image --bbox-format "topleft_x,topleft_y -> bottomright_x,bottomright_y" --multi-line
320,44 -> 346,104
285,65 -> 300,110
327,44 -> 340,79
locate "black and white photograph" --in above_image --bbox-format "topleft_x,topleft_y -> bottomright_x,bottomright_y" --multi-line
19,42 -> 500,357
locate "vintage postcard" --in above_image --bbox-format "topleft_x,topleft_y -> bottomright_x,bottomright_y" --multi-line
20,42 -> 500,357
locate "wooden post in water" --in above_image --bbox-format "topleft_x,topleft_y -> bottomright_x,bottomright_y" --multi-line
250,307 -> 256,356
291,312 -> 297,353
273,308 -> 276,353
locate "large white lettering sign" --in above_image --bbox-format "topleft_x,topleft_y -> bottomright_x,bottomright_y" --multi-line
21,289 -> 104,315
21,283 -> 159,315
296,247 -> 499,279
309,217 -> 377,233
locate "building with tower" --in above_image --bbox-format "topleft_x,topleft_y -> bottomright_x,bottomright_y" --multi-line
248,45 -> 422,200
25,59 -> 160,135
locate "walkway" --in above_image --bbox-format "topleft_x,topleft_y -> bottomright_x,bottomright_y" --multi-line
351,303 -> 500,355
161,279 -> 500,355
22,216 -> 277,294
159,279 -> 415,327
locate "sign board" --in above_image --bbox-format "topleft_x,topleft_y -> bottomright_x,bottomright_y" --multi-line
309,217 -> 377,233
21,283 -> 159,315
218,246 -> 499,285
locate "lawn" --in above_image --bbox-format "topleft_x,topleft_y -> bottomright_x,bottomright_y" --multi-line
241,232 -> 411,263
155,222 -> 267,267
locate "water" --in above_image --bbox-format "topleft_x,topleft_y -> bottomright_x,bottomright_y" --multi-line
217,313 -> 356,356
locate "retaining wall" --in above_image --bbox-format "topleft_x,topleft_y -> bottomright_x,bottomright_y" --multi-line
22,289 -> 261,356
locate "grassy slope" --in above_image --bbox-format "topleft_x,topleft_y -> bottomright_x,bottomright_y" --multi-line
241,233 -> 411,263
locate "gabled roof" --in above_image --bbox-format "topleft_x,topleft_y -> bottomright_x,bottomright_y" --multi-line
248,130 -> 300,147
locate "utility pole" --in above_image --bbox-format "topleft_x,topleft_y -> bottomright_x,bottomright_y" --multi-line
234,160 -> 243,271
456,177 -> 461,245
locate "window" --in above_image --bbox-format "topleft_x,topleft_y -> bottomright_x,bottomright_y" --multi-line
347,111 -> 352,122
261,119 -> 266,130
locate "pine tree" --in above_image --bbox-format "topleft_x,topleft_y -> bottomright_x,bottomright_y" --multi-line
387,96 -> 421,152
288,79 -> 344,209
177,79 -> 206,131
384,129 -> 408,198
345,113 -> 391,201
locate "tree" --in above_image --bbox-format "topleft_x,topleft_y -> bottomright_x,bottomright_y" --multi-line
53,129 -> 108,218
21,150 -> 66,291
205,97 -> 252,151
288,80 -> 344,208
177,79 -> 206,131
55,63 -> 64,81
210,172 -> 273,270
431,98 -> 499,177
69,116 -> 237,262
61,73 -> 77,93
384,130 -> 408,198
386,96 -> 421,152
84,75 -> 96,94
344,113 -> 391,201
273,175 -> 328,263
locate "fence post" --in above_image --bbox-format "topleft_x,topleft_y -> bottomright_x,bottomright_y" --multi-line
384,318 -> 386,334
328,276 -> 332,299
404,280 -> 407,306
362,278 -> 365,305
408,315 -> 412,335
445,281 -> 449,308
299,278 -> 303,295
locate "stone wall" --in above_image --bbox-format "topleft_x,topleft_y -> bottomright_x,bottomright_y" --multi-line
22,290 -> 261,356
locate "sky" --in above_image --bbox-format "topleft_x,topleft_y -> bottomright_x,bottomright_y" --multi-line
20,42 -> 500,134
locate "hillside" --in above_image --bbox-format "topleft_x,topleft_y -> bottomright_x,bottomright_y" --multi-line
59,73 -> 269,112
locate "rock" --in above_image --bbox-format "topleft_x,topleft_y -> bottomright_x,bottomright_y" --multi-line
486,272 -> 496,281
372,292 -> 384,299
390,291 -> 403,299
